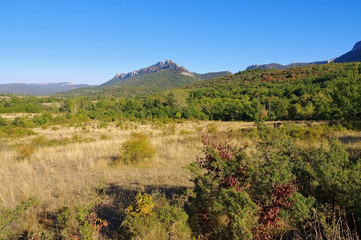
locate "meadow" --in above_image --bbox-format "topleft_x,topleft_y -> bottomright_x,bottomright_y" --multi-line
1,117 -> 360,239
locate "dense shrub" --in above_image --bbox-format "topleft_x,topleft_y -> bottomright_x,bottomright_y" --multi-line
119,133 -> 156,164
186,125 -> 361,239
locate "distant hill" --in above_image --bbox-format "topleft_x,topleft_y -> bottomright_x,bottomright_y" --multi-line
63,60 -> 231,97
246,60 -> 332,70
0,60 -> 231,97
246,40 -> 361,70
194,71 -> 232,80
334,41 -> 361,63
0,82 -> 92,95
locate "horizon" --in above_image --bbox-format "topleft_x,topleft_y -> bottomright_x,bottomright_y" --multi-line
0,0 -> 360,85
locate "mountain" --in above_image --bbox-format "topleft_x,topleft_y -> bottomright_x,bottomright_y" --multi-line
63,60 -> 231,97
0,60 -> 231,97
334,41 -> 361,63
246,40 -> 361,70
0,82 -> 92,96
246,60 -> 333,70
102,60 -> 196,87
102,60 -> 232,87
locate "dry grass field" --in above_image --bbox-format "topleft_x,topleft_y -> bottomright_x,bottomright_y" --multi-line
0,120 -> 251,209
0,119 -> 359,210
1,119 -> 361,239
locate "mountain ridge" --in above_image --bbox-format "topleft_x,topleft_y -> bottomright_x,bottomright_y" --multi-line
246,40 -> 361,70
0,82 -> 92,96
246,60 -> 334,70
0,60 -> 232,96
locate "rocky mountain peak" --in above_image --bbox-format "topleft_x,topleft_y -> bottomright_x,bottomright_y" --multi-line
155,61 -> 164,67
111,60 -> 194,81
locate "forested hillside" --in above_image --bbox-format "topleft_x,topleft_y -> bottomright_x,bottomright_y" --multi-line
184,62 -> 361,122
1,62 -> 360,128
62,69 -> 203,97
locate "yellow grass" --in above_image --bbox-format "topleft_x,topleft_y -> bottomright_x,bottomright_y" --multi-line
0,120 -> 358,211
0,121 -> 207,209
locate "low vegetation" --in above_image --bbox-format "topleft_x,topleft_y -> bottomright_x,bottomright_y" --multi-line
119,133 -> 156,165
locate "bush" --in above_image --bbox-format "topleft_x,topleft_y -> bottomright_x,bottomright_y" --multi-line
119,133 -> 156,164
4,127 -> 36,138
12,117 -> 26,127
76,205 -> 108,240
0,116 -> 8,126
186,125 -> 361,239
121,192 -> 191,239
187,137 -> 259,239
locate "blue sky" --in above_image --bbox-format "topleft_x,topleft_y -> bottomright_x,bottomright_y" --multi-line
0,0 -> 360,84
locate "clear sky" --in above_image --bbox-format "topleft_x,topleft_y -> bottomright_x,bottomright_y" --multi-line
0,0 -> 360,85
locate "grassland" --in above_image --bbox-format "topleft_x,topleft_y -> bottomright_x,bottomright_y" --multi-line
0,119 -> 341,207
1,118 -> 361,239
0,121 -> 354,204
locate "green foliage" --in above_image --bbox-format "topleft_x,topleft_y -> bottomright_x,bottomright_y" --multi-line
299,139 -> 361,214
76,205 -> 94,240
0,96 -> 45,113
187,125 -> 361,239
329,69 -> 361,122
3,127 -> 36,138
11,117 -> 25,127
187,138 -> 259,239
76,205 -> 108,240
55,206 -> 72,237
0,198 -> 37,240
32,112 -> 54,126
119,133 -> 156,164
66,69 -> 203,97
2,63 -> 361,125
121,192 -> 191,240
0,117 -> 8,126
